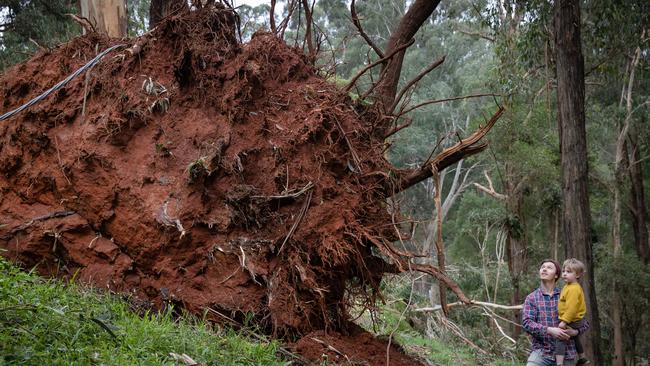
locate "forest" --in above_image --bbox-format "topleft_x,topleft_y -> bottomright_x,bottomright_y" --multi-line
0,1 -> 648,365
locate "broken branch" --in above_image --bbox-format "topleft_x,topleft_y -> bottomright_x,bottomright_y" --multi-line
384,106 -> 505,196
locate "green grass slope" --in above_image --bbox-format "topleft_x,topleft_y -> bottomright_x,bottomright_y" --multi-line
0,257 -> 287,366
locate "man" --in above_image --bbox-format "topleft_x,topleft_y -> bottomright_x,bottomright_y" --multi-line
522,259 -> 589,365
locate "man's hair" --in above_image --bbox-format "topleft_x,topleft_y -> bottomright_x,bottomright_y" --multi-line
540,259 -> 561,280
563,258 -> 586,277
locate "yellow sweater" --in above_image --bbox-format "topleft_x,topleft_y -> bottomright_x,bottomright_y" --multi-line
558,282 -> 587,323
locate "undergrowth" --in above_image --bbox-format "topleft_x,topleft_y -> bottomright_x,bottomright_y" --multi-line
0,256 -> 287,366
354,274 -> 522,366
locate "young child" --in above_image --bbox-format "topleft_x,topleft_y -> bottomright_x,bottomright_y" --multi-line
556,258 -> 590,366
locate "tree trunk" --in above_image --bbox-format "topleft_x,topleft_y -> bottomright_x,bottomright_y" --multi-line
504,164 -> 526,338
149,0 -> 189,30
628,134 -> 650,264
375,0 -> 441,115
554,0 -> 602,364
79,0 -> 127,37
612,141 -> 627,366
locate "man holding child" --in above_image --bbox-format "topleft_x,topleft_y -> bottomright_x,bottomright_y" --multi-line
522,259 -> 590,366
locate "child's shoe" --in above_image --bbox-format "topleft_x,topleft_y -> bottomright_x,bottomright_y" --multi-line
576,357 -> 590,366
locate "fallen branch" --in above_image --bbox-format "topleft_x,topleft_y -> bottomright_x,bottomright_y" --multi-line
414,300 -> 523,312
410,263 -> 470,303
169,353 -> 199,366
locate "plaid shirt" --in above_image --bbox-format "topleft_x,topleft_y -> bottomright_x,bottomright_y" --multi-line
522,287 -> 588,360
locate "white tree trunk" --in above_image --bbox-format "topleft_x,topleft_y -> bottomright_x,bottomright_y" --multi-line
80,0 -> 128,38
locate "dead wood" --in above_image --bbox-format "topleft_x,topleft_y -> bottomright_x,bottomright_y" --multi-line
383,106 -> 505,196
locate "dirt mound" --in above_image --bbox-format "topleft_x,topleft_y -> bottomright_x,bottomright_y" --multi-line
0,7 -> 430,365
295,324 -> 428,365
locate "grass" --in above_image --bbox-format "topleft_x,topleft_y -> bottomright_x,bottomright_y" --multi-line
0,257 -> 288,366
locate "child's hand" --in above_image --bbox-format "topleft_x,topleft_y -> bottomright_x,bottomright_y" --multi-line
559,321 -> 567,329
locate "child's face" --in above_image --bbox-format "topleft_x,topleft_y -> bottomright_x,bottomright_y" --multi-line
562,266 -> 579,283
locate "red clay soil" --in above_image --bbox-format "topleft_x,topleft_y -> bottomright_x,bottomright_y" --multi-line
295,324 -> 428,365
0,8 -> 427,365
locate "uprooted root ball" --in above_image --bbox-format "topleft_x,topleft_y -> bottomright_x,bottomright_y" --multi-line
0,8 -> 425,358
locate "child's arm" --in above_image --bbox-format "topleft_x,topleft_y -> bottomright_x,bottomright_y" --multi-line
559,320 -> 567,329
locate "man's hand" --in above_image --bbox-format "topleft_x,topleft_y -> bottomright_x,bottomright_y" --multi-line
547,327 -> 570,340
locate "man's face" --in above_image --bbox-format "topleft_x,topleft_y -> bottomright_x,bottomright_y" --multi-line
539,261 -> 557,281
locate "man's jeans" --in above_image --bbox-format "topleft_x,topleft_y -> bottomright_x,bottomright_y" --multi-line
527,349 -> 576,366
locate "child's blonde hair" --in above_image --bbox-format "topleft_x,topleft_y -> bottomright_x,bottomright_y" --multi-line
563,258 -> 586,277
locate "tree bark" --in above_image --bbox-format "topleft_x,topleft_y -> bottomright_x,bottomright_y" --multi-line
504,164 -> 527,339
628,133 -> 650,263
79,0 -> 127,37
432,169 -> 447,316
374,0 -> 441,115
613,131 -> 628,366
554,0 -> 602,364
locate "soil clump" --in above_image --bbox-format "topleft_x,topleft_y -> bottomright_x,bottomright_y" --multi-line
1,7 -> 429,365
